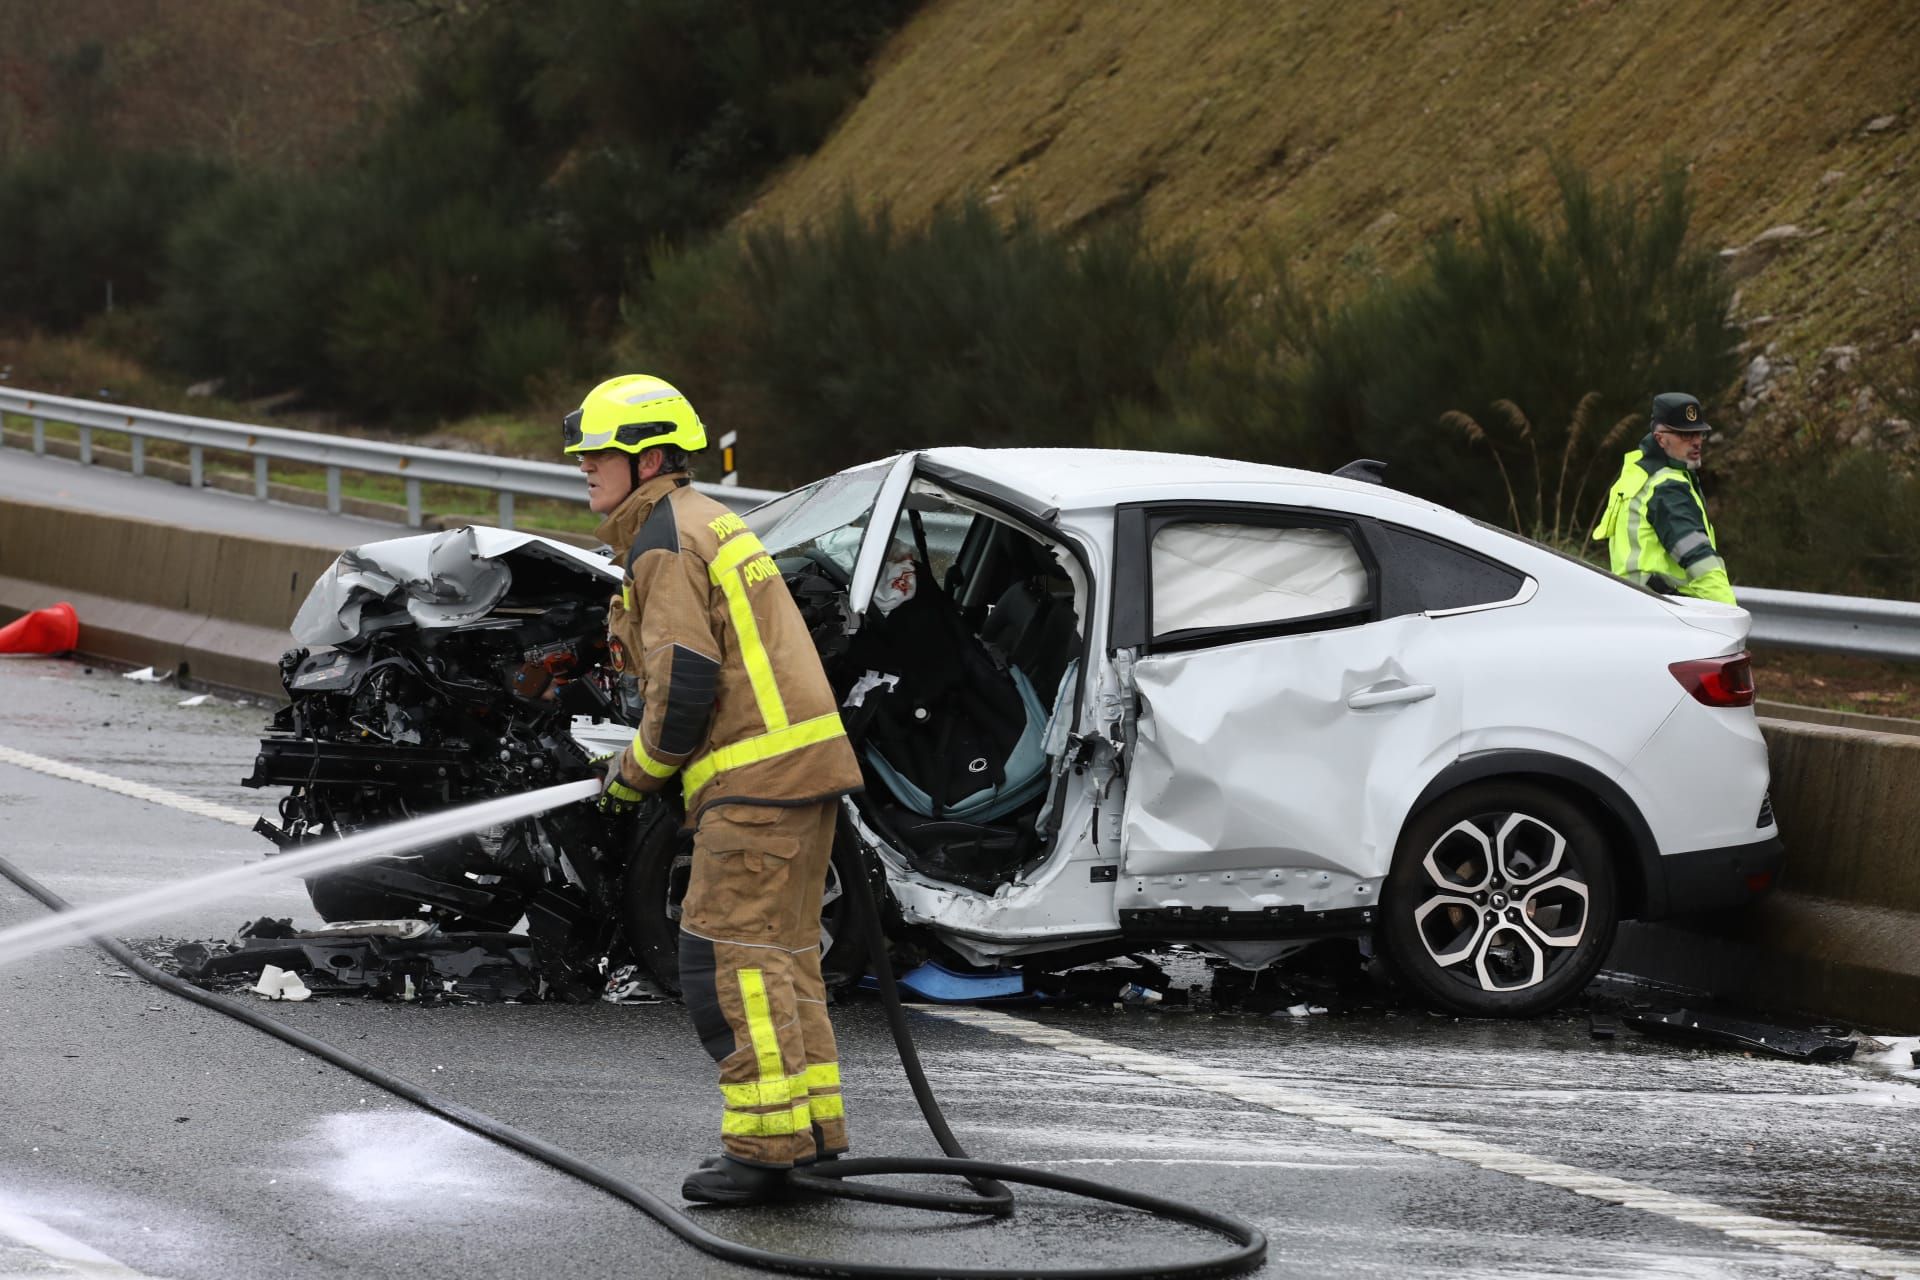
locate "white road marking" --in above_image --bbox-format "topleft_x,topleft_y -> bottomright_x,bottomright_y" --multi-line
0,745 -> 255,829
0,749 -> 215,1279
927,1006 -> 1920,1280
1036,1158 -> 1378,1170
0,1202 -> 158,1278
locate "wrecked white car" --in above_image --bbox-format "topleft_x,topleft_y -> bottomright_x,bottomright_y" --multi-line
738,448 -> 1783,1016
244,448 -> 1783,1016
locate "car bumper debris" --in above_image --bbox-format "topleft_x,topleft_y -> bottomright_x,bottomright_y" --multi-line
1623,1007 -> 1858,1062
175,916 -> 543,1004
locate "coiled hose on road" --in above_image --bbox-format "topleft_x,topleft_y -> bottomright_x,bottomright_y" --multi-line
0,849 -> 1267,1279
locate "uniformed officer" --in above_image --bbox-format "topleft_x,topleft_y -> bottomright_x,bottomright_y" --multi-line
1591,392 -> 1735,604
564,374 -> 864,1205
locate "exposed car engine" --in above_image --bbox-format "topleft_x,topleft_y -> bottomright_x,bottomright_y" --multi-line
240,530 -> 649,998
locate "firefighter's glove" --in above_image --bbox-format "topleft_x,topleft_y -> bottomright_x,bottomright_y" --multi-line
597,762 -> 647,819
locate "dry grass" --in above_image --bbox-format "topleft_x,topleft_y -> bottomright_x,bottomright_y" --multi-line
1755,650 -> 1920,717
0,333 -> 232,415
741,0 -> 1920,367
0,0 -> 419,168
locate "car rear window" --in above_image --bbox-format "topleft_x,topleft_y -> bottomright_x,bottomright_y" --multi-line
1368,523 -> 1527,615
1465,517 -> 1658,597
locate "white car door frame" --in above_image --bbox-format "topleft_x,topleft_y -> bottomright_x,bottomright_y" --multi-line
844,452 -> 921,624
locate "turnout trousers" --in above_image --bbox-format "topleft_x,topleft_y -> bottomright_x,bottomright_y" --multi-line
677,799 -> 848,1168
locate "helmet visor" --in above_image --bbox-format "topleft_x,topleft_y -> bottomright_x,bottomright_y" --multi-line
562,410 -> 673,452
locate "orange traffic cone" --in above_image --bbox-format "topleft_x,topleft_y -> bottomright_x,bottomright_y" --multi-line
0,602 -> 79,655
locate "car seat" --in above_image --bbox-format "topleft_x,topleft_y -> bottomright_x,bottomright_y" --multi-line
842,573 -> 1051,826
978,577 -> 1077,703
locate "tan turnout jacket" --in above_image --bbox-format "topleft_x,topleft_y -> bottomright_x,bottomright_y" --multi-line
595,473 -> 861,820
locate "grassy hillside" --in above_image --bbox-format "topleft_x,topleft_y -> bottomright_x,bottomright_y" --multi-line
741,0 -> 1919,374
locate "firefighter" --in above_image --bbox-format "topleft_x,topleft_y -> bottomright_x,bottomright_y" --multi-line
1591,391 -> 1735,604
564,374 -> 864,1205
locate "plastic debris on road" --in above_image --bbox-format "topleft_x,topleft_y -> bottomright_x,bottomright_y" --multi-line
602,964 -> 667,1004
177,916 -> 540,1004
177,693 -> 212,707
251,964 -> 313,1002
121,666 -> 171,683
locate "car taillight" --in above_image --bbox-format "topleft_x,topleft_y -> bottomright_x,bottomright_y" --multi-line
1669,652 -> 1755,707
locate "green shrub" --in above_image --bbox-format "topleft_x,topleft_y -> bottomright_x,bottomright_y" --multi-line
0,144 -> 227,332
529,0 -> 921,295
146,1 -> 918,423
1719,442 -> 1920,597
628,198 -> 1284,485
161,39 -> 581,421
1276,161 -> 1738,524
160,173 -> 358,396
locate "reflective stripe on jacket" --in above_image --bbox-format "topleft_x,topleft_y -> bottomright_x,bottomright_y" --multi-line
1590,436 -> 1735,605
595,474 -> 863,819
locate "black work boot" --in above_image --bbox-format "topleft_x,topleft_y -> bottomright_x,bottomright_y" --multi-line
682,1156 -> 788,1206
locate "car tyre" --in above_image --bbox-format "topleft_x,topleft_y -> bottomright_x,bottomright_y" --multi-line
1379,781 -> 1617,1017
620,807 -> 869,996
302,843 -> 531,933
304,872 -> 421,925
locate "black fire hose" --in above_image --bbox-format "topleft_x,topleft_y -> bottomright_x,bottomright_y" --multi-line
0,850 -> 1267,1279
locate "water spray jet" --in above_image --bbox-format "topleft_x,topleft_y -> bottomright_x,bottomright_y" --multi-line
0,779 -> 598,971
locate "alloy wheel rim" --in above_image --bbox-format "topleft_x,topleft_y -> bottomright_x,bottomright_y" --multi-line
819,863 -> 844,960
1410,811 -> 1591,992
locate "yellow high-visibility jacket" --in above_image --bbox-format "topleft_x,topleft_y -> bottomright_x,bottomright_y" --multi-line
1591,436 -> 1734,605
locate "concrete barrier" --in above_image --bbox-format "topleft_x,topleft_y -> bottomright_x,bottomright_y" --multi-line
0,498 -> 336,695
1764,720 -> 1920,914
1607,717 -> 1920,1032
1756,697 -> 1920,739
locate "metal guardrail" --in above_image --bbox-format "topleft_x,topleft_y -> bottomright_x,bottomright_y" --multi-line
4,386 -> 1916,660
1739,587 -> 1920,662
0,386 -> 782,527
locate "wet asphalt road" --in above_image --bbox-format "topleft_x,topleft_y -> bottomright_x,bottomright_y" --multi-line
1,657 -> 1918,1280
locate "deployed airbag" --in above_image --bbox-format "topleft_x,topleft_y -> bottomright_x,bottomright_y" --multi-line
1151,523 -> 1365,634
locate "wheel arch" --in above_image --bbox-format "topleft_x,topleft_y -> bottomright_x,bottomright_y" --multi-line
1402,751 -> 1665,920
